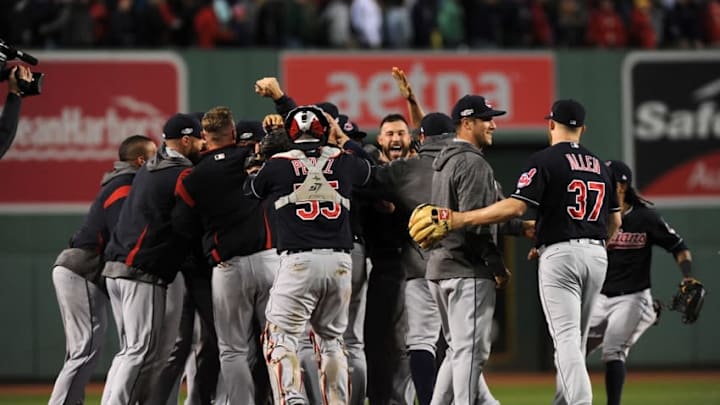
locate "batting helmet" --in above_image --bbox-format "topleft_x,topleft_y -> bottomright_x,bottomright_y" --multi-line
285,105 -> 330,150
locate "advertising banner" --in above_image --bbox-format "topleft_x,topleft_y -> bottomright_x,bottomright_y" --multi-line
281,52 -> 555,131
0,52 -> 187,212
623,52 -> 720,207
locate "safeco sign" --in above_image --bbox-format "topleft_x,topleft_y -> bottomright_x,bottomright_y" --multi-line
623,52 -> 720,207
0,52 -> 187,212
281,53 -> 554,131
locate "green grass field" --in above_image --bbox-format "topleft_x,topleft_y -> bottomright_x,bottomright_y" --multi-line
1,373 -> 718,405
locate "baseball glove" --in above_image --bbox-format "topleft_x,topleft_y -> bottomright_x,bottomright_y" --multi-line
669,277 -> 706,324
409,203 -> 453,248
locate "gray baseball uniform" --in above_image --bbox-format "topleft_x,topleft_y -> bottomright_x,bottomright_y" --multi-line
427,139 -> 506,405
49,159 -> 141,405
510,140 -> 619,405
213,248 -> 279,404
297,241 -> 370,405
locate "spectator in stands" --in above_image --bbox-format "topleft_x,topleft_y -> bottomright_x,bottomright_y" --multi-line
107,0 -> 138,46
464,0 -> 504,48
530,0 -> 554,46
437,0 -> 465,48
704,0 -> 720,46
664,0 -> 703,48
411,0 -> 441,48
553,0 -> 586,47
628,0 -> 658,48
352,0 -> 383,48
194,0 -> 237,47
323,0 -> 353,47
587,0 -> 627,47
383,0 -> 413,48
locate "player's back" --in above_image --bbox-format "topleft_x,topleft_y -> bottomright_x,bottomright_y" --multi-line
250,146 -> 371,252
531,142 -> 616,247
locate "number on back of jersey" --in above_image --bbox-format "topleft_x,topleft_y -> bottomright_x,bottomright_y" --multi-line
566,179 -> 605,221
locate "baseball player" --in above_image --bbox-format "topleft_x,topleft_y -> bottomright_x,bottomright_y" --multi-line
423,95 -> 509,405
101,113 -> 205,405
410,99 -> 622,405
254,79 -> 372,405
173,106 -> 279,405
587,160 -> 695,405
49,135 -> 157,405
249,105 -> 371,405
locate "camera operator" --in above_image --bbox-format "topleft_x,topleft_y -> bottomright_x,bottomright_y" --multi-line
0,65 -> 32,159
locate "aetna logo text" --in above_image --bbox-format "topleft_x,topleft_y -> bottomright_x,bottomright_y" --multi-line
6,97 -> 165,161
325,63 -> 511,120
634,79 -> 720,140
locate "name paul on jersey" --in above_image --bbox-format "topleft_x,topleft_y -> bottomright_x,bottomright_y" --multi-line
565,153 -> 601,174
291,158 -> 335,176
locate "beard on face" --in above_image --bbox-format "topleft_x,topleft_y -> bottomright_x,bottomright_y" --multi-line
382,141 -> 410,161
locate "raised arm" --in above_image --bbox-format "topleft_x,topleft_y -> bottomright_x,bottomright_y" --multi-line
392,67 -> 425,129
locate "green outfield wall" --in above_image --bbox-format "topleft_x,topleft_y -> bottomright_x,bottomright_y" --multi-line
0,50 -> 717,379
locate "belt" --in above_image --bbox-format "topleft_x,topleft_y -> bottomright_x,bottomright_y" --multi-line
284,248 -> 351,254
603,287 -> 645,297
538,238 -> 605,254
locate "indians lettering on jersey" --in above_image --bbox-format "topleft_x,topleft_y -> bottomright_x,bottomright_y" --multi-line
608,229 -> 648,249
291,158 -> 335,176
516,168 -> 537,189
565,153 -> 601,174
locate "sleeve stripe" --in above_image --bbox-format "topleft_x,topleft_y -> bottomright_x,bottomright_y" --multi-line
103,185 -> 131,209
174,168 -> 195,207
511,194 -> 539,206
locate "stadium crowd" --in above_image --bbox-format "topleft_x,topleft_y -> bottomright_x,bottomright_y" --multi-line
1,0 -> 719,50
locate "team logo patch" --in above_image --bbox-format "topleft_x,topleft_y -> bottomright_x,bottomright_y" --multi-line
437,208 -> 450,221
517,168 -> 537,188
181,127 -> 194,135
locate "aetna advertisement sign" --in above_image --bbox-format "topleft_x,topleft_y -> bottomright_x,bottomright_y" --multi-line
0,52 -> 187,212
281,52 -> 555,131
623,52 -> 720,207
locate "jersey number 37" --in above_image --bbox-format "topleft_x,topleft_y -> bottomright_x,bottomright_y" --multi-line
566,180 -> 605,221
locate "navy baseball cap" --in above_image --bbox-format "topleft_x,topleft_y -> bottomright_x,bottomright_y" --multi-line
315,102 -> 340,120
163,113 -> 202,140
235,120 -> 265,143
451,95 -> 506,122
545,99 -> 586,127
420,112 -> 454,136
605,160 -> 633,185
337,114 -> 367,140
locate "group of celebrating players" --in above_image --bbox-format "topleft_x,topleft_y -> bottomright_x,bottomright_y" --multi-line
47,67 -> 699,405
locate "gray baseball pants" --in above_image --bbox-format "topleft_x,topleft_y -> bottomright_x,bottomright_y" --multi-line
429,278 -> 497,405
587,288 -> 657,362
101,269 -> 183,405
299,242 -> 369,405
213,248 -> 279,405
537,239 -> 607,405
49,266 -> 109,405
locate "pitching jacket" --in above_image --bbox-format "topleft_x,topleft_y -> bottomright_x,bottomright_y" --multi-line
173,144 -> 271,264
426,139 -> 505,281
54,161 -> 139,284
103,144 -> 193,285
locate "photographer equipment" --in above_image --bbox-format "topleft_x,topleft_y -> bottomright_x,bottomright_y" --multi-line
0,38 -> 44,96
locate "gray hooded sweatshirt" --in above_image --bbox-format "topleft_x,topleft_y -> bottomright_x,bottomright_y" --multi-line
426,139 -> 506,281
